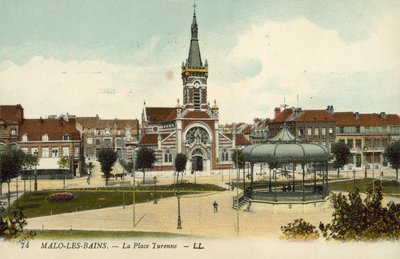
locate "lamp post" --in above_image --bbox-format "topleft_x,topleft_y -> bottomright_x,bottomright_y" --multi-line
176,190 -> 182,229
34,150 -> 38,191
153,176 -> 158,204
353,169 -> 356,190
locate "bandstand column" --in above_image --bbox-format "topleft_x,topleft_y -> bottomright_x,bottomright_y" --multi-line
302,163 -> 305,201
325,162 -> 329,194
314,163 -> 317,193
292,163 -> 296,192
250,162 -> 254,198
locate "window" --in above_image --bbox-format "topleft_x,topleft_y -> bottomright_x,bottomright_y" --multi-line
329,127 -> 334,134
42,148 -> 49,158
87,138 -> 93,144
307,128 -> 312,136
42,134 -> 49,141
356,127 -> 360,133
164,150 -> 173,163
95,138 -> 100,145
116,138 -> 122,147
63,134 -> 70,141
221,149 -> 229,162
356,139 -> 362,149
21,148 -> 28,154
314,127 -> 319,136
52,148 -> 59,157
339,127 -> 344,134
347,139 -> 354,149
11,129 -> 17,136
356,154 -> 362,167
193,84 -> 201,110
321,128 -> 326,136
62,147 -> 70,156
186,127 -> 209,145
22,134 -> 28,142
95,128 -> 100,135
104,138 -> 112,147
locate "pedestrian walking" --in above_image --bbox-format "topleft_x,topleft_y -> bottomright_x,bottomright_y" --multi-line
213,201 -> 218,213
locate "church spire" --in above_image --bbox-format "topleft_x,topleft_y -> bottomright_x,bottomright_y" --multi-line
187,3 -> 203,68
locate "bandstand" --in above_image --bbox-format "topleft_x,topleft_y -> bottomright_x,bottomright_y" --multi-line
241,126 -> 330,204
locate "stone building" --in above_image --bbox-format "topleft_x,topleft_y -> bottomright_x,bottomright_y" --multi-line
334,112 -> 400,170
75,115 -> 139,160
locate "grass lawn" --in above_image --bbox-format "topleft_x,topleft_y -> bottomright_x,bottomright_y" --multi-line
26,230 -> 189,239
10,183 -> 224,218
328,178 -> 400,195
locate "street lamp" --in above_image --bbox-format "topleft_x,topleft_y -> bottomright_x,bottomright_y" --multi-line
34,150 -> 38,191
353,169 -> 356,190
176,190 -> 182,229
153,175 -> 158,204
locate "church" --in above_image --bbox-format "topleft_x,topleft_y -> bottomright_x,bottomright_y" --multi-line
139,9 -> 250,172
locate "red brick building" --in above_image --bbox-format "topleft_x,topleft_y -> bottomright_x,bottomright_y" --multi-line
140,11 -> 250,172
0,104 -> 24,150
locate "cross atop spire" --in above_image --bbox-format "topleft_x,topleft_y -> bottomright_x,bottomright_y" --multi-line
193,0 -> 197,15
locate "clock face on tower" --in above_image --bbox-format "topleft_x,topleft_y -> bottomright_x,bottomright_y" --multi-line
194,82 -> 200,89
186,127 -> 209,145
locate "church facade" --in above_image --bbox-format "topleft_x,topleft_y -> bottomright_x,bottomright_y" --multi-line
139,10 -> 250,172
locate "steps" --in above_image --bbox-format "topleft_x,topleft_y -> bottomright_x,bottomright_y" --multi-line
233,196 -> 250,210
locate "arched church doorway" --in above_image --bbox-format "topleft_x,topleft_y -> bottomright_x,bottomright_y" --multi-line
191,149 -> 204,171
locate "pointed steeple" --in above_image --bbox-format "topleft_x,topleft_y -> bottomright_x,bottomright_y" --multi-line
187,8 -> 203,67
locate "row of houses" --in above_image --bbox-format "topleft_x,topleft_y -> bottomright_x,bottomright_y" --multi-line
0,104 -> 139,175
225,105 -> 400,171
1,103 -> 399,174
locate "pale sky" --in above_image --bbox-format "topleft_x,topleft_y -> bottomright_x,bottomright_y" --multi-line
1,0 -> 399,123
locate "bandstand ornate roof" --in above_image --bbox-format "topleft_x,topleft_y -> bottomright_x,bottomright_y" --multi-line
243,126 -> 329,163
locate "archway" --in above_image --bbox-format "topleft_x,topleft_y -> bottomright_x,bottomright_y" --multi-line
191,148 -> 204,172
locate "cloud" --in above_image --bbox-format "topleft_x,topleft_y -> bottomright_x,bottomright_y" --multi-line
0,56 -> 181,119
209,15 -> 400,122
1,15 -> 399,124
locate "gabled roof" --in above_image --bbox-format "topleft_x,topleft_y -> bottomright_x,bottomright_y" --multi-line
224,133 -> 252,146
145,107 -> 177,123
290,110 -> 335,122
76,117 -> 139,129
0,105 -> 24,124
273,108 -> 293,123
18,118 -> 80,141
334,112 -> 400,126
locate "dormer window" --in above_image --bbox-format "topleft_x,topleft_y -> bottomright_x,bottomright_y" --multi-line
63,134 -> 70,140
11,129 -> 17,136
22,134 -> 28,142
42,134 -> 49,141
105,128 -> 111,135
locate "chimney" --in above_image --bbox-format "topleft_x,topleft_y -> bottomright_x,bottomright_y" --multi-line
326,105 -> 334,114
274,107 -> 281,120
380,112 -> 387,119
354,112 -> 360,120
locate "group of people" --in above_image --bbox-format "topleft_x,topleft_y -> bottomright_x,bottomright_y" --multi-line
282,185 -> 293,192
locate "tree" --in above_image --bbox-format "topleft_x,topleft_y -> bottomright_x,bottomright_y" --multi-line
0,208 -> 35,240
97,148 -> 117,186
57,156 -> 70,189
281,187 -> 400,241
135,147 -> 156,183
331,142 -> 351,178
175,153 -> 187,184
385,140 -> 400,180
0,149 -> 25,210
319,187 -> 400,241
232,149 -> 246,188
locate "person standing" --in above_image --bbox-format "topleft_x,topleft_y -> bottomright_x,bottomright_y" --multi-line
213,201 -> 218,213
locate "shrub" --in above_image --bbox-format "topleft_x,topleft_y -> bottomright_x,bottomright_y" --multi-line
281,218 -> 319,240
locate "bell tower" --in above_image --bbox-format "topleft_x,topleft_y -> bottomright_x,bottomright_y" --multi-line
181,6 -> 208,111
